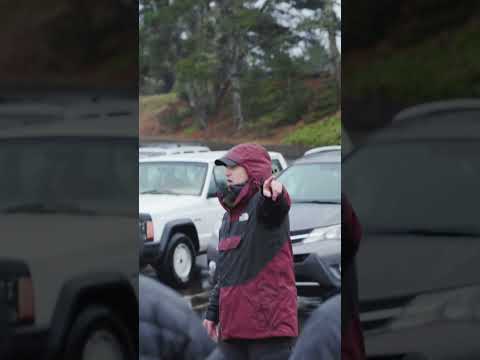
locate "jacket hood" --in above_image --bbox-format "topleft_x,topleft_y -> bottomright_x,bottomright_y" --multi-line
225,143 -> 272,185
218,143 -> 272,212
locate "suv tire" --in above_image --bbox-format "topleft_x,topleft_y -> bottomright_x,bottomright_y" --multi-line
157,232 -> 195,288
63,306 -> 134,360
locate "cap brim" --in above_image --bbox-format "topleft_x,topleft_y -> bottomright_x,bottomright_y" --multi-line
215,158 -> 237,167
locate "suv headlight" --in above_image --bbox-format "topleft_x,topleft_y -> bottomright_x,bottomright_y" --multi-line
303,224 -> 341,244
0,261 -> 35,325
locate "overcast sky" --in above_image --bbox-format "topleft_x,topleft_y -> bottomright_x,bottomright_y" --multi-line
271,1 -> 341,56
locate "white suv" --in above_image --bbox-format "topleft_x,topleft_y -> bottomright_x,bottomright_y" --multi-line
0,100 -> 138,360
304,145 -> 341,157
139,150 -> 288,288
139,145 -> 210,158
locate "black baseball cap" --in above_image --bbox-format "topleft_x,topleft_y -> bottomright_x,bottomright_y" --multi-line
215,156 -> 237,167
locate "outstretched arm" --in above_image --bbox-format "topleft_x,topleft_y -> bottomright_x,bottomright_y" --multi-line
258,175 -> 291,225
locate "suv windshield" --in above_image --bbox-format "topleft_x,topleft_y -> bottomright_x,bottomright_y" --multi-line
278,162 -> 340,203
0,138 -> 137,215
139,161 -> 208,196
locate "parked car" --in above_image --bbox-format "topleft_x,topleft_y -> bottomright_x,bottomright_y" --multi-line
0,99 -> 138,360
207,150 -> 341,298
139,145 -> 210,158
304,145 -> 341,158
139,150 -> 288,288
343,100 -> 480,359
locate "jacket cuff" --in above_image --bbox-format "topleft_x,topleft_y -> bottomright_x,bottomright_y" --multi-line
205,308 -> 218,323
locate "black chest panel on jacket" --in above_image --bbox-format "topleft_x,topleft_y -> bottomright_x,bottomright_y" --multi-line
217,192 -> 290,287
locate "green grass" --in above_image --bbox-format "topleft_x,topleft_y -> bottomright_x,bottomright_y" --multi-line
183,124 -> 200,136
140,93 -> 179,113
345,21 -> 480,101
283,114 -> 341,147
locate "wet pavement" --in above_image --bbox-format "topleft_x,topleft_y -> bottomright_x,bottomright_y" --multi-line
141,254 -> 326,332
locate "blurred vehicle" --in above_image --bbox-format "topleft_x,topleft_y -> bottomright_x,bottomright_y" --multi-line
139,151 -> 287,288
207,150 -> 341,298
139,145 -> 210,158
304,145 -> 341,158
343,100 -> 480,359
0,99 -> 138,360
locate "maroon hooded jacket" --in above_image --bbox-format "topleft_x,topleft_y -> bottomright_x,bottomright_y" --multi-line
342,194 -> 366,359
205,143 -> 298,340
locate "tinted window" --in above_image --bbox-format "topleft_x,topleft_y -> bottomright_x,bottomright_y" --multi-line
139,161 -> 208,196
278,162 -> 340,203
272,159 -> 283,174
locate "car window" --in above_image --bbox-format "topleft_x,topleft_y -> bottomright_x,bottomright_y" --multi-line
272,159 -> 283,175
207,171 -> 218,196
212,166 -> 227,195
343,141 -> 480,233
139,161 -> 207,196
278,162 -> 340,203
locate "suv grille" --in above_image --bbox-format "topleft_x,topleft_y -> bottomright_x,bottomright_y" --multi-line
293,254 -> 309,263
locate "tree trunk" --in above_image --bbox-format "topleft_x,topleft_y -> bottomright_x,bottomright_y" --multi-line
231,44 -> 244,130
325,1 -> 341,109
161,70 -> 175,93
328,29 -> 341,109
185,82 -> 208,130
232,74 -> 244,130
196,104 -> 208,130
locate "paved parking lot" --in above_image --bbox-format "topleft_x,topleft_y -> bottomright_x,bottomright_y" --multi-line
141,254 -> 326,332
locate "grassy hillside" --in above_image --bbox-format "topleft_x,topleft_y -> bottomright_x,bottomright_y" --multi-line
140,75 -> 341,146
140,93 -> 341,146
283,114 -> 341,147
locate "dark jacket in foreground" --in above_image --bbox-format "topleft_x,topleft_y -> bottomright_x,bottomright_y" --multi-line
139,275 -> 215,360
290,294 -> 341,360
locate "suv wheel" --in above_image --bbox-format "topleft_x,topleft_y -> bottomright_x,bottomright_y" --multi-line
157,232 -> 195,288
64,306 -> 134,360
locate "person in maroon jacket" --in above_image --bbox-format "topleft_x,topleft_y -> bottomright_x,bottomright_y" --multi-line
203,143 -> 298,360
342,193 -> 366,360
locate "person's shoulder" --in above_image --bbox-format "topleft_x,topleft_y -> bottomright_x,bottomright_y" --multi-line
311,294 -> 341,325
139,275 -> 215,359
139,275 -> 192,326
290,294 -> 341,360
